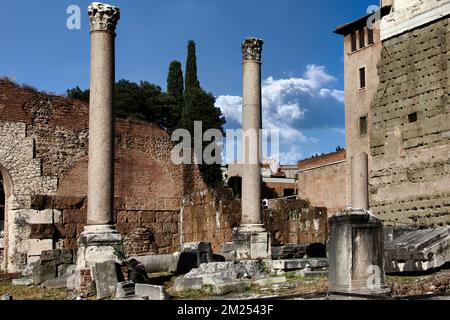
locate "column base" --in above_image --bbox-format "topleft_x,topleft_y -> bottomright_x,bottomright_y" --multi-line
74,225 -> 122,291
233,224 -> 271,260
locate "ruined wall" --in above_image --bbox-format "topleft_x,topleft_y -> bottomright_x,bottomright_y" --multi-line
264,199 -> 328,245
0,81 -> 206,271
297,151 -> 347,216
181,188 -> 328,250
181,188 -> 241,252
370,18 -> 450,227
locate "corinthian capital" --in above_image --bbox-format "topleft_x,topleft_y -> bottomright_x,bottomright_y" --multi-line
242,37 -> 264,62
88,2 -> 120,33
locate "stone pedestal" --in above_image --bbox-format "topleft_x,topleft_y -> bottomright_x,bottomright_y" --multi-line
75,2 -> 121,291
328,210 -> 389,296
234,225 -> 271,260
76,225 -> 122,270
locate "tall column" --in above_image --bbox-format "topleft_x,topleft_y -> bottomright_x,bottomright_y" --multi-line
241,37 -> 264,230
351,152 -> 369,210
76,3 -> 122,286
233,38 -> 270,260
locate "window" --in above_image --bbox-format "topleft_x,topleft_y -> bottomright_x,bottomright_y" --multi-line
283,189 -> 295,197
359,29 -> 365,49
351,33 -> 357,52
359,116 -> 368,136
368,28 -> 374,45
408,112 -> 418,123
359,67 -> 366,89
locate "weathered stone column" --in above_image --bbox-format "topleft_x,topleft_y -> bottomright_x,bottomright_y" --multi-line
75,3 -> 121,289
234,38 -> 270,260
351,152 -> 369,210
328,153 -> 388,298
241,37 -> 263,229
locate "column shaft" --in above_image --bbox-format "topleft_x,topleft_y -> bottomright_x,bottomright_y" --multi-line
351,152 -> 369,210
241,61 -> 262,225
86,31 -> 116,225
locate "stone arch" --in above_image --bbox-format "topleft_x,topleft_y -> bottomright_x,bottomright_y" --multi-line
0,121 -> 58,272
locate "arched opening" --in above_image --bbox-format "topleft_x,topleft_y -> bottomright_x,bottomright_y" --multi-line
0,171 -> 5,269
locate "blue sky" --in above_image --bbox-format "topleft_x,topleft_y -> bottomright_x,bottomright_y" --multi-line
0,0 -> 377,164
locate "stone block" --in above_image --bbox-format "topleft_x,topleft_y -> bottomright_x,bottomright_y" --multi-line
91,260 -> 119,300
211,281 -> 251,296
174,277 -> 203,292
30,224 -> 56,240
27,239 -> 53,257
24,209 -> 54,224
12,278 -> 33,286
58,264 -> 76,277
60,249 -> 74,264
135,284 -> 170,300
42,274 -> 71,289
116,281 -> 135,298
266,258 -> 329,271
41,249 -> 61,263
32,261 -> 57,285
181,242 -> 214,267
254,277 -> 287,287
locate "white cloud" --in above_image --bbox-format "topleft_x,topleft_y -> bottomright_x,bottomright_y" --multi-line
272,146 -> 304,165
319,88 -> 345,103
215,64 -> 343,164
215,95 -> 242,123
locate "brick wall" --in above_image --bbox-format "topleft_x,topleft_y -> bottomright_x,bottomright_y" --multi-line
297,152 -> 347,216
0,81 -> 206,270
370,18 -> 450,227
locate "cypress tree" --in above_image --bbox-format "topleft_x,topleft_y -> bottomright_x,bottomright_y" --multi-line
185,40 -> 200,90
167,61 -> 184,100
166,61 -> 184,131
179,40 -> 226,188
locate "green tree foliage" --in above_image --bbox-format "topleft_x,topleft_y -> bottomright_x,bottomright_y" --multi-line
67,86 -> 90,102
166,61 -> 184,132
67,80 -> 175,129
180,40 -> 226,188
185,41 -> 200,91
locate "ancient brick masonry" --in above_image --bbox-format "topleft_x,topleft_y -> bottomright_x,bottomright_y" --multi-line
0,81 -> 206,271
370,18 -> 450,227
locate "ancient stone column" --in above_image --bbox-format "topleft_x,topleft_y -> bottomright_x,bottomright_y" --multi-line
241,37 -> 264,230
233,38 -> 270,260
86,2 -> 120,227
328,153 -> 389,297
351,152 -> 369,210
75,3 -> 121,287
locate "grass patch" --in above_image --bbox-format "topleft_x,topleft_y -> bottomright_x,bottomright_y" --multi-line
0,282 -> 69,300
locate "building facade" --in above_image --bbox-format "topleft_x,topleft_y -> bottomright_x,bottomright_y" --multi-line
336,0 -> 450,227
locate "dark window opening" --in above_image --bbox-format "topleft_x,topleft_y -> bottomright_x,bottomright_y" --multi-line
351,33 -> 357,52
283,189 -> 295,197
359,29 -> 365,49
227,176 -> 242,200
359,116 -> 368,136
408,112 -> 418,123
368,28 -> 374,45
359,67 -> 366,89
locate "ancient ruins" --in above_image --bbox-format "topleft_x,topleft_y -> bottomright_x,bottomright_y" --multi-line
0,0 -> 449,301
